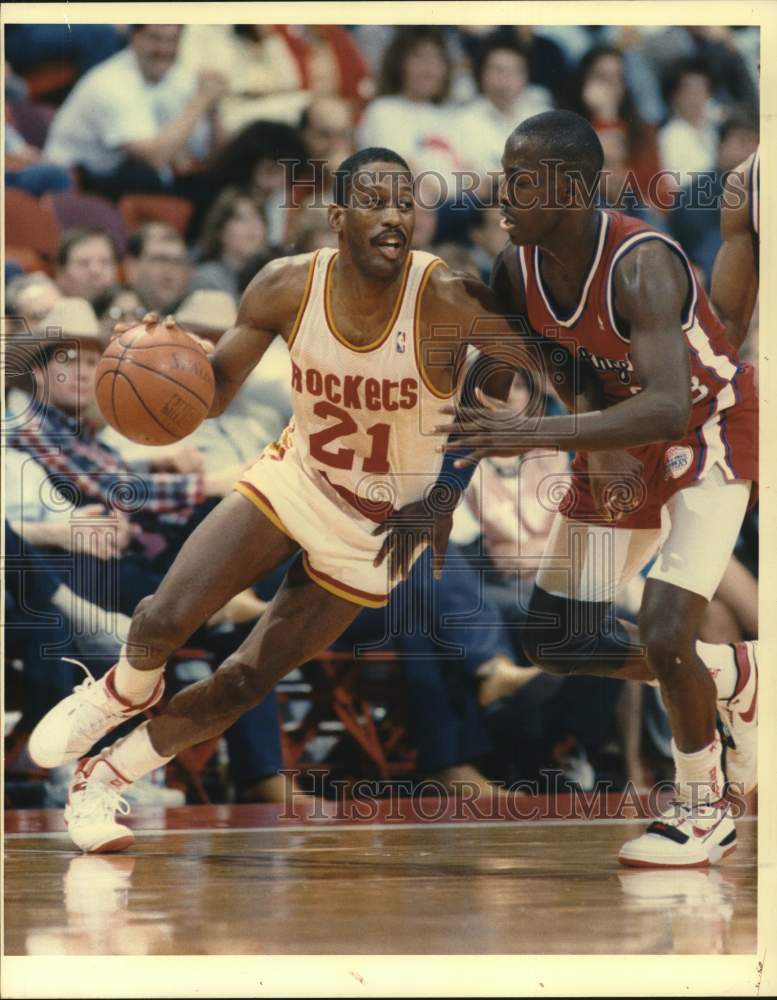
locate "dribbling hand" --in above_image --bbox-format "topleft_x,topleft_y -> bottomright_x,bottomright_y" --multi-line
113,312 -> 215,356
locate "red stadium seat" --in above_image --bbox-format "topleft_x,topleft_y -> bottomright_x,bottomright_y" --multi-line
118,194 -> 194,236
278,650 -> 417,781
42,190 -> 129,256
4,245 -> 49,275
4,188 -> 62,262
20,59 -> 78,101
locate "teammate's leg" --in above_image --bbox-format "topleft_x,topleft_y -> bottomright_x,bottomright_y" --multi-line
28,492 -> 300,768
64,557 -> 364,851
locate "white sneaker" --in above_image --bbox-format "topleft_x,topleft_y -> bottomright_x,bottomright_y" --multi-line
64,756 -> 135,854
123,771 -> 185,808
28,659 -> 164,769
718,641 -> 758,795
618,799 -> 737,868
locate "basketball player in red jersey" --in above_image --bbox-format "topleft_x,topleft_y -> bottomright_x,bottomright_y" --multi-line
711,147 -> 759,349
29,147 -> 586,853
438,111 -> 759,867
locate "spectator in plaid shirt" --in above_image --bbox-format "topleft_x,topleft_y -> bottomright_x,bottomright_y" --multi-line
6,297 -> 241,612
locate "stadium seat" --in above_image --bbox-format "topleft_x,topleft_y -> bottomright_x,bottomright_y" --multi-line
278,650 -> 417,782
19,60 -> 78,102
118,194 -> 194,236
4,246 -> 49,275
5,188 -> 61,262
42,191 -> 129,255
9,100 -> 56,148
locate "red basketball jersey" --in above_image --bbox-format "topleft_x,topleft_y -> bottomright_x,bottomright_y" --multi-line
517,210 -> 748,427
516,210 -> 758,527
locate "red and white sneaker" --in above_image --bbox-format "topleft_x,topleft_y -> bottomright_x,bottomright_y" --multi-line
718,641 -> 758,795
618,799 -> 736,868
64,756 -> 135,854
28,660 -> 164,769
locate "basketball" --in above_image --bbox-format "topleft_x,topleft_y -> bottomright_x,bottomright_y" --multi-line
95,321 -> 215,445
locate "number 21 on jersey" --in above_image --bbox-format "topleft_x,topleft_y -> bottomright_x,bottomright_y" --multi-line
308,400 -> 391,474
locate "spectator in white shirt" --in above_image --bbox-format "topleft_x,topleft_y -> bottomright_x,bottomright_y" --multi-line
44,24 -> 227,199
659,58 -> 719,189
458,34 -> 553,176
357,27 -> 464,199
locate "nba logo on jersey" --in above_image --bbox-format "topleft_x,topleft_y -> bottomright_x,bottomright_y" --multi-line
396,330 -> 407,353
664,445 -> 693,479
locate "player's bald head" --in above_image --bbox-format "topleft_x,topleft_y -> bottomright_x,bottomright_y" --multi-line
506,110 -> 604,189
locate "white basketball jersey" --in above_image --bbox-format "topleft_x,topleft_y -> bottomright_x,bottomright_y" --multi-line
284,247 -> 454,514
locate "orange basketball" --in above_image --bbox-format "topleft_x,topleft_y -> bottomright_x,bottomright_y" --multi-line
96,322 -> 215,445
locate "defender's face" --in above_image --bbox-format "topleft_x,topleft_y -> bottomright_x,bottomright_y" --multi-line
498,138 -> 562,246
333,162 -> 415,279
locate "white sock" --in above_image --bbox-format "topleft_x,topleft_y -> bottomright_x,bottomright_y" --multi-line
672,733 -> 725,805
113,646 -> 164,705
696,641 -> 738,700
99,721 -> 173,785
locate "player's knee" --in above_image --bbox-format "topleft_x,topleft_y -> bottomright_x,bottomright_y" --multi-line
130,593 -> 189,652
641,615 -> 694,677
217,654 -> 271,709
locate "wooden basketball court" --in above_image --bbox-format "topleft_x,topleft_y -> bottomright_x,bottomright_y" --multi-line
4,796 -> 757,957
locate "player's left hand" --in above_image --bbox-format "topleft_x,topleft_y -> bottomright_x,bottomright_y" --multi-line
587,449 -> 644,522
435,388 -> 538,466
372,496 -> 455,583
112,313 -> 215,357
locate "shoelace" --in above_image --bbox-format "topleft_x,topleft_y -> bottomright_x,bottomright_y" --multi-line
60,657 -> 126,741
660,798 -> 726,827
71,779 -> 131,824
62,656 -> 97,687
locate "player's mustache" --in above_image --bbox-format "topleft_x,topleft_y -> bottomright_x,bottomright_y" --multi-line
371,229 -> 407,245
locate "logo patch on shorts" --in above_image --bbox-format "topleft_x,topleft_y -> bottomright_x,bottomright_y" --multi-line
664,445 -> 693,479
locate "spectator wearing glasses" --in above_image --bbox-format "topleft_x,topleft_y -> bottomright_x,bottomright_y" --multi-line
93,285 -> 148,339
55,228 -> 120,306
124,222 -> 192,314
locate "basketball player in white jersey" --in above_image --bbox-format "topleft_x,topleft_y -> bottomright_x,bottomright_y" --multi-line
29,147 -> 559,852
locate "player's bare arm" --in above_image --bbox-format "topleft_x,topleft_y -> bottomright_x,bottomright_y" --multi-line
440,240 -> 692,460
375,260 -> 618,578
710,155 -> 758,350
208,254 -> 315,416
489,246 -> 606,414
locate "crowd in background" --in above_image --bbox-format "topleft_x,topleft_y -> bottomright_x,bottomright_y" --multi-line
4,23 -> 760,807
